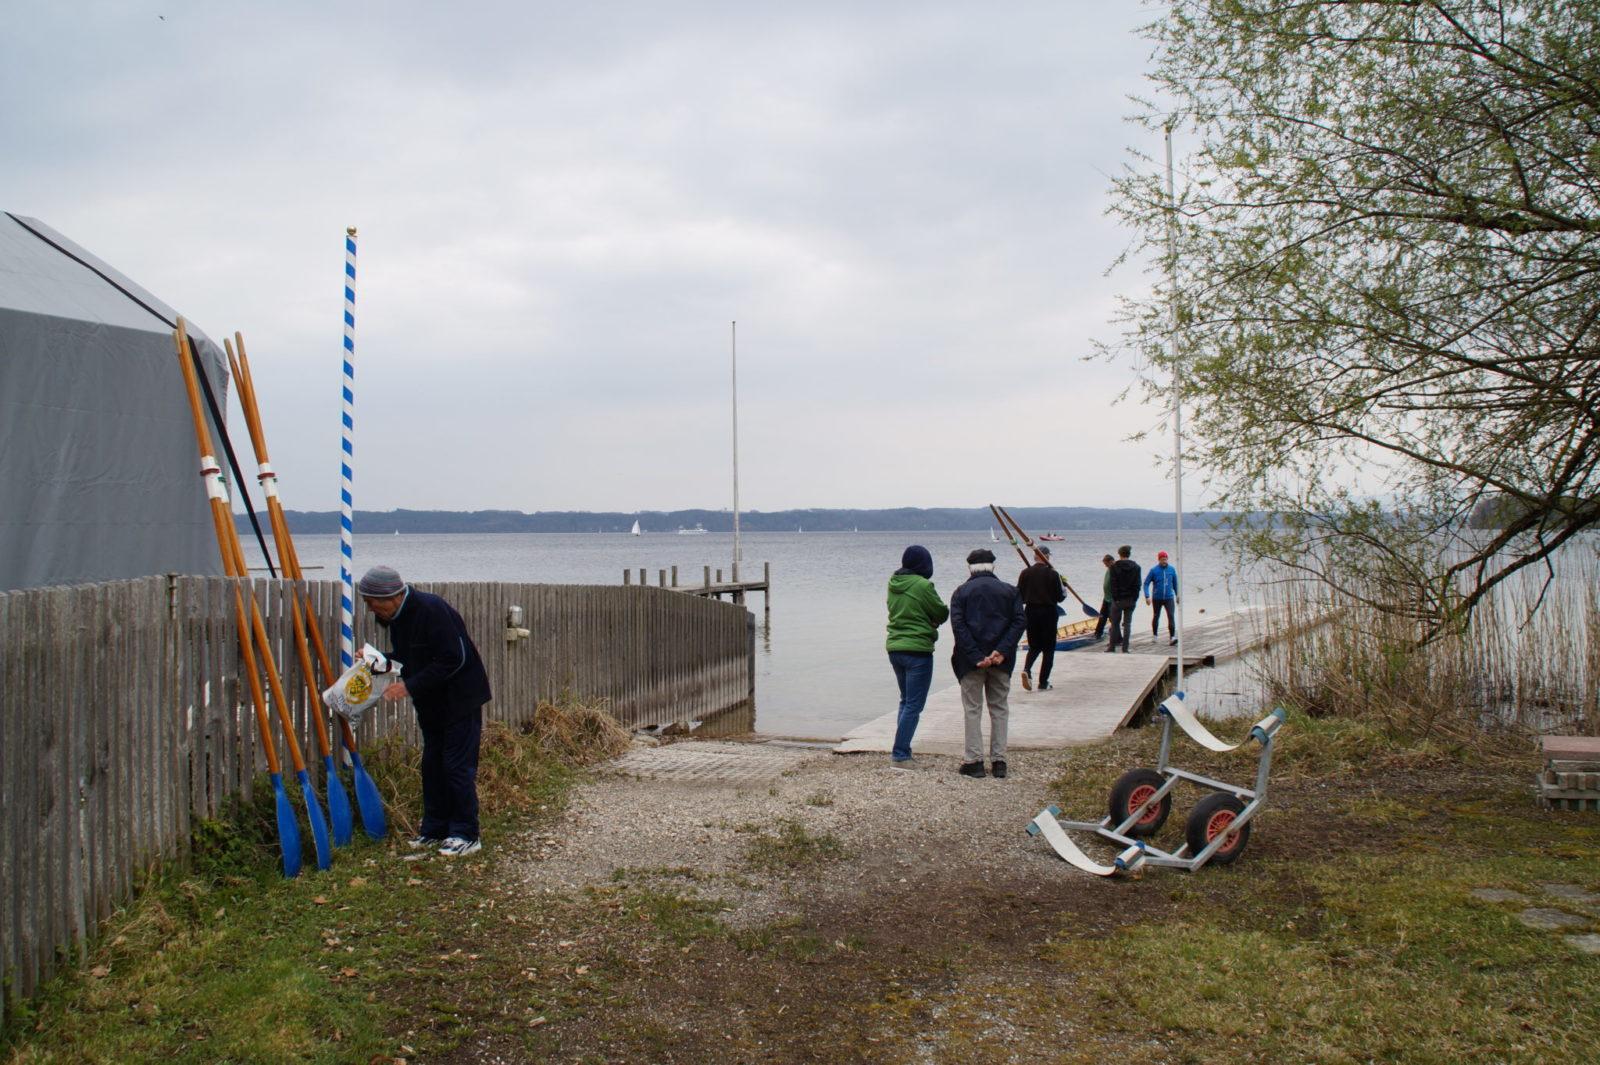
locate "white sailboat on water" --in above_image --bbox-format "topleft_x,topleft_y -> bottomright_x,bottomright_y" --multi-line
630,519 -> 641,536
990,527 -> 999,542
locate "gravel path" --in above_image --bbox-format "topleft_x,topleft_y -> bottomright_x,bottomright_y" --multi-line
504,740 -> 1076,925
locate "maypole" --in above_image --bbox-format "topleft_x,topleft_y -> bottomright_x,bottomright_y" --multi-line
340,227 -> 358,670
731,320 -> 741,582
1165,126 -> 1185,693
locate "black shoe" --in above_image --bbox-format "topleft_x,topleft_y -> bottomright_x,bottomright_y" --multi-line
990,760 -> 1008,779
1104,646 -> 1116,654
1037,682 -> 1053,691
958,761 -> 987,778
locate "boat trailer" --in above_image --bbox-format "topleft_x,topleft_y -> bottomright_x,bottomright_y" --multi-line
1027,696 -> 1288,875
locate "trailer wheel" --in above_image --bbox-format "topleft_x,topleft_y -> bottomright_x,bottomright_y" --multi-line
1108,769 -> 1171,836
1185,793 -> 1250,865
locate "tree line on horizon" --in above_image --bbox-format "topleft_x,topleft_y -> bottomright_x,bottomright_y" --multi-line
239,506 -> 1229,536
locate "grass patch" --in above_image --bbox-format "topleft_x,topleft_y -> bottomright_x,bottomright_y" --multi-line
741,817 -> 848,875
1031,717 -> 1600,1065
0,702 -> 615,1064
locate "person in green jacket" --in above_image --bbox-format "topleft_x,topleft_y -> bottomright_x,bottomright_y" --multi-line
886,544 -> 949,766
1093,553 -> 1114,640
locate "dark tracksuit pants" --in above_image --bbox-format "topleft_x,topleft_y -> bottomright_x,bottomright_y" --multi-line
1150,598 -> 1176,637
1094,599 -> 1112,639
1108,597 -> 1138,652
1022,605 -> 1060,685
418,707 -> 484,841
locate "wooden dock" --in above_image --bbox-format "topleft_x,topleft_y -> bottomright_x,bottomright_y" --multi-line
834,607 -> 1273,756
1066,604 -> 1277,666
625,562 -> 770,608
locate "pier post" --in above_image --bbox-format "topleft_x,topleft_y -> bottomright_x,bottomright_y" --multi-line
716,568 -> 723,584
658,569 -> 667,587
671,565 -> 678,587
703,565 -> 711,588
623,569 -> 631,585
764,562 -> 771,624
638,567 -> 646,585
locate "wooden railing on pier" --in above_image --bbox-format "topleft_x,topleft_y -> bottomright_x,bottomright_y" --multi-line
0,575 -> 753,1022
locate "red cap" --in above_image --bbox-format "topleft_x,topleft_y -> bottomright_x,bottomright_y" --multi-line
1157,551 -> 1169,559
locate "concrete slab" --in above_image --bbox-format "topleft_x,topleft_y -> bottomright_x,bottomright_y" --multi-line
1471,887 -> 1532,904
1517,907 -> 1589,931
602,741 -> 820,788
834,653 -> 1168,756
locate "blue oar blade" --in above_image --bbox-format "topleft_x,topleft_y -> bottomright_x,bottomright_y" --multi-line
1082,602 -> 1101,618
271,773 -> 301,879
297,769 -> 334,871
348,750 -> 387,840
324,755 -> 355,847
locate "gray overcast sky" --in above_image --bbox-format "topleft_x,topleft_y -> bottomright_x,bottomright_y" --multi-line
4,1 -> 1182,513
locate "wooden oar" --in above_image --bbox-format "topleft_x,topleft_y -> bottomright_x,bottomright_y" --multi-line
175,319 -> 333,872
988,503 -> 1031,568
172,319 -> 303,877
226,334 -> 357,847
231,333 -> 384,839
995,504 -> 1101,618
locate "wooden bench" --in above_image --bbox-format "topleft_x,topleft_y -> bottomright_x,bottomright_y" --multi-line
1538,736 -> 1600,811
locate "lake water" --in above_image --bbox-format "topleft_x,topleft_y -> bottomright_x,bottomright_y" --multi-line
244,528 -> 1250,738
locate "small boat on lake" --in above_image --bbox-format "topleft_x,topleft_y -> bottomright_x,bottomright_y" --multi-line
1019,615 -> 1101,655
1039,532 -> 1065,542
630,520 -> 641,536
676,523 -> 708,536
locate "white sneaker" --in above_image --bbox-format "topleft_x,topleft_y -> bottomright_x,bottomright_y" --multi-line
407,835 -> 444,850
439,836 -> 482,857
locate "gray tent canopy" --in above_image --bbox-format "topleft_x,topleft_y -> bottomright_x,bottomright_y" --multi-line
0,212 -> 236,591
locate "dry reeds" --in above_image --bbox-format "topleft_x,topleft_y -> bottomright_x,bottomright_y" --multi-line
1249,543 -> 1600,741
363,698 -> 631,835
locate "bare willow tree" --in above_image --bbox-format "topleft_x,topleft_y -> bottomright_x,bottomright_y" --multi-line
1111,0 -> 1600,636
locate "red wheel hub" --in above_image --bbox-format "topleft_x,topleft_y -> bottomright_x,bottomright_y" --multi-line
1206,810 -> 1240,851
1128,784 -> 1161,824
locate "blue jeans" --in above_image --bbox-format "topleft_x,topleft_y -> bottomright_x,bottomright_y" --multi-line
888,651 -> 934,761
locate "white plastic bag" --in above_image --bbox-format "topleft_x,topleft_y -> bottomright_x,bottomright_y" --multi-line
321,643 -> 401,728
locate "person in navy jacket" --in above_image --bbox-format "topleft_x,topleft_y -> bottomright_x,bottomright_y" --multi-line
1143,550 -> 1180,646
360,565 -> 492,857
949,548 -> 1026,779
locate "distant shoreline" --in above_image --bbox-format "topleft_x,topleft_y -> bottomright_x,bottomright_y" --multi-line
236,505 -> 1230,536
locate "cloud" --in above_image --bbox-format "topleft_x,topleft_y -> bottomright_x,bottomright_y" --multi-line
2,1 -> 1188,511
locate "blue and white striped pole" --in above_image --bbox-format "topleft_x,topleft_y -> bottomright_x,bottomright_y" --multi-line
340,227 -> 358,670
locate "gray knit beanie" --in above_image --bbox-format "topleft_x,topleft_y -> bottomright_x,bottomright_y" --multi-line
357,565 -> 406,598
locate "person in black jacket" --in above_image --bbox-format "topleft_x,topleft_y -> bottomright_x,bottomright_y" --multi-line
1105,545 -> 1142,654
360,565 -> 493,857
1016,545 -> 1066,691
949,548 -> 1026,779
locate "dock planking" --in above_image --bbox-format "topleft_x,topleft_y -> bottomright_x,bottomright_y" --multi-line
835,608 -> 1273,756
1066,604 -> 1277,666
834,653 -> 1169,756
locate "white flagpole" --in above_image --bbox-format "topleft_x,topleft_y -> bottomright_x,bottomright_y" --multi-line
1165,127 -> 1185,693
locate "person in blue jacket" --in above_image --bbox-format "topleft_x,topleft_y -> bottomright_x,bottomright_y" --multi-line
1143,550 -> 1180,646
360,565 -> 492,857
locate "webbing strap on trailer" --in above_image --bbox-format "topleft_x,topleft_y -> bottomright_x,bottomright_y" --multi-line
1159,696 -> 1281,753
1028,810 -> 1119,876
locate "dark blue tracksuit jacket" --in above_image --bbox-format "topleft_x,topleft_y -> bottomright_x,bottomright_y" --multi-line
378,588 -> 492,840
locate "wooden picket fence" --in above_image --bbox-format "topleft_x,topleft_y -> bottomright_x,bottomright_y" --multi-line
0,574 -> 753,1022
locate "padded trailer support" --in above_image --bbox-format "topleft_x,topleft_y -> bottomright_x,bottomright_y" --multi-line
1028,698 -> 1287,876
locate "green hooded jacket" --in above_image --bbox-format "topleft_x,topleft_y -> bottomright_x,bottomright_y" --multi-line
886,573 -> 950,653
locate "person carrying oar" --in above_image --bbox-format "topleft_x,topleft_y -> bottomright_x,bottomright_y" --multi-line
359,566 -> 491,857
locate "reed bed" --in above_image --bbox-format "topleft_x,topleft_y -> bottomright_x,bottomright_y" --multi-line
1248,541 -> 1600,740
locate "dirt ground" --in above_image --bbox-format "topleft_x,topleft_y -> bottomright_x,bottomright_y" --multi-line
395,729 -> 1501,1065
